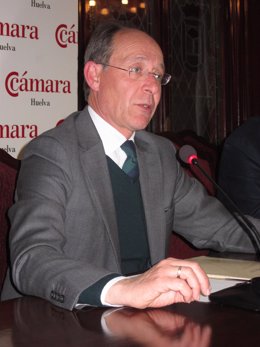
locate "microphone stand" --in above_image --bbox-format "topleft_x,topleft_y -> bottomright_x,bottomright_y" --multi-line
190,157 -> 260,256
178,144 -> 260,310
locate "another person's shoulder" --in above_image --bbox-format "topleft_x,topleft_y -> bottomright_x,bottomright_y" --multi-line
225,116 -> 260,150
227,116 -> 260,140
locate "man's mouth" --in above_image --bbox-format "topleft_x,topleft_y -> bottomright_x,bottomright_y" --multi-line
138,103 -> 152,110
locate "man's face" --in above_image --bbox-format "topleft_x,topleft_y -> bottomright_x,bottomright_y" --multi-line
89,29 -> 165,138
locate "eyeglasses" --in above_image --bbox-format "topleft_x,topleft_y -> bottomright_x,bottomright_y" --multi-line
98,63 -> 171,86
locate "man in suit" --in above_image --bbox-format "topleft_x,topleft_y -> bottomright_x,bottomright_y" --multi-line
1,22 -> 259,311
218,116 -> 260,218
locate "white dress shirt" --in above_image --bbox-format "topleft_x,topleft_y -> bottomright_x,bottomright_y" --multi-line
88,105 -> 135,168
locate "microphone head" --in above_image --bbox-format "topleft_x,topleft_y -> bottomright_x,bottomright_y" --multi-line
178,145 -> 198,165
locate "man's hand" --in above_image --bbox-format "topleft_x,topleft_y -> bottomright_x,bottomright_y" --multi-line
105,257 -> 211,308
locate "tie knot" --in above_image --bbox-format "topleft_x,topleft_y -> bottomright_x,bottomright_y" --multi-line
121,140 -> 137,158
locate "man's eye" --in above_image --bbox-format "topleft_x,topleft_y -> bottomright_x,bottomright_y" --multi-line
153,73 -> 162,80
129,66 -> 142,74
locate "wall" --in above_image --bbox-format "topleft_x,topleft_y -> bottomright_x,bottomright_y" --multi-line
0,0 -> 78,158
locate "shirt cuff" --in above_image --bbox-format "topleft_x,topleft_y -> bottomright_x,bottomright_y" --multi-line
101,276 -> 126,307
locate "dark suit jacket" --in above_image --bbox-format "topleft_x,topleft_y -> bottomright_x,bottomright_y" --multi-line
218,116 -> 260,218
1,107 -> 256,310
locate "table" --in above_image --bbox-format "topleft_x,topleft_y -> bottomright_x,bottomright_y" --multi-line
1,297 -> 260,346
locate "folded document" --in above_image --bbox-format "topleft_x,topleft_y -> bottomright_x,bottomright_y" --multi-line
188,256 -> 260,303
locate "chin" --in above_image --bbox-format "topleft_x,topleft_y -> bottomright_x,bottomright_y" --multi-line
132,116 -> 152,130
132,123 -> 150,132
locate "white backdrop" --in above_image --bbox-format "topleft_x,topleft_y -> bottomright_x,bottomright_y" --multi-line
0,0 -> 78,158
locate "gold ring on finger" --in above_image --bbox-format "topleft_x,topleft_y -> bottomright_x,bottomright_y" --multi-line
176,266 -> 182,278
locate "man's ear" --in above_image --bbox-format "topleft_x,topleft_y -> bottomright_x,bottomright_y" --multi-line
84,61 -> 102,91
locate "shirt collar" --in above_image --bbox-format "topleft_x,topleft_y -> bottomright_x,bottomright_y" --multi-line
88,106 -> 135,156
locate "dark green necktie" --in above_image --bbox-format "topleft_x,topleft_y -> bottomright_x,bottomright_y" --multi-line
121,140 -> 139,178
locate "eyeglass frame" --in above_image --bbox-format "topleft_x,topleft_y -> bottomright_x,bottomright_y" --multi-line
96,63 -> 171,86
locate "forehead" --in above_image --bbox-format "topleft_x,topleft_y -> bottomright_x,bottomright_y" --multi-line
111,29 -> 164,69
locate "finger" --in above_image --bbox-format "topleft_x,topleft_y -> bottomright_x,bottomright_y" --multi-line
171,260 -> 211,297
138,269 -> 195,305
167,277 -> 195,303
175,266 -> 202,301
151,259 -> 209,300
187,262 -> 211,296
151,261 -> 196,302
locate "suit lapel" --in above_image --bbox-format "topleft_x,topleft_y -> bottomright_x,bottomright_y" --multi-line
75,109 -> 120,266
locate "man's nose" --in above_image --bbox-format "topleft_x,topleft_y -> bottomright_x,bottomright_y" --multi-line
143,74 -> 161,94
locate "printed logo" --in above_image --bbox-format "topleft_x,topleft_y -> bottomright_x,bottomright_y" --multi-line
5,71 -> 71,97
55,24 -> 78,48
0,21 -> 39,40
0,124 -> 38,139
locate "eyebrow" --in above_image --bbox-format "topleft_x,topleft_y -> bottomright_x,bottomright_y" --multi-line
124,55 -> 165,71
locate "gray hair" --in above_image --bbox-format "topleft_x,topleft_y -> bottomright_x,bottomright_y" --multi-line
83,21 -> 136,100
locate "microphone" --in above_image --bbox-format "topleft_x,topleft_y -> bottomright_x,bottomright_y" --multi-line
178,144 -> 260,254
178,144 -> 260,311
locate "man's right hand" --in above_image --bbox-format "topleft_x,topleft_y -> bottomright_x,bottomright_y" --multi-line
105,257 -> 211,308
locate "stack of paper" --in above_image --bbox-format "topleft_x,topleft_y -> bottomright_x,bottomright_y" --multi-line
188,256 -> 260,302
189,256 -> 260,280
